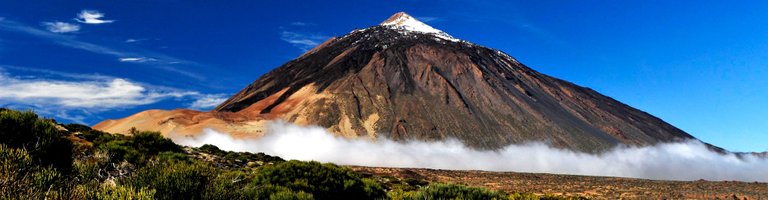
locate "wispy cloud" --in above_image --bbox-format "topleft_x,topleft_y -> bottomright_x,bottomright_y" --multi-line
280,31 -> 329,51
119,57 -> 157,63
125,38 -> 146,43
188,94 -> 228,110
75,10 -> 114,24
290,22 -> 315,26
0,18 -> 204,79
41,21 -> 80,33
415,16 -> 440,23
0,19 -> 124,56
0,65 -> 114,80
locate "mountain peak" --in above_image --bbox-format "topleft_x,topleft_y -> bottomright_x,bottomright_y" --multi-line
379,12 -> 457,41
97,10 -> 696,153
379,12 -> 413,25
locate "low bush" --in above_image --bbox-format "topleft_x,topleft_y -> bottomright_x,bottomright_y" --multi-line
122,160 -> 216,200
0,144 -> 62,200
202,171 -> 254,200
0,109 -> 73,172
98,130 -> 181,165
249,184 -> 314,200
90,184 -> 157,200
252,160 -> 386,199
406,183 -> 508,200
198,144 -> 284,164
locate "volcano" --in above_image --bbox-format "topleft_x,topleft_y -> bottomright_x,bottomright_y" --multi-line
95,12 -> 696,152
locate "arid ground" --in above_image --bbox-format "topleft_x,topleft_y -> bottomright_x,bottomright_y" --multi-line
351,166 -> 768,199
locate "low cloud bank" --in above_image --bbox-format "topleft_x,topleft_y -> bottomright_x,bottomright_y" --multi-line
172,121 -> 768,182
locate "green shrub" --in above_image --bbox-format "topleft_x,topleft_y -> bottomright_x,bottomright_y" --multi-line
132,131 -> 180,155
362,178 -> 386,198
64,124 -> 113,143
157,151 -> 192,163
122,160 -> 216,200
58,182 -> 156,200
252,160 -> 385,200
248,184 -> 314,200
509,192 -> 543,200
407,183 -> 508,200
63,123 -> 93,133
198,144 -> 284,164
202,171 -> 254,200
74,159 -> 102,182
0,109 -> 73,172
94,184 -> 156,200
387,188 -> 419,200
0,144 -> 62,199
267,189 -> 313,200
403,178 -> 429,187
98,131 -> 181,165
198,144 -> 224,154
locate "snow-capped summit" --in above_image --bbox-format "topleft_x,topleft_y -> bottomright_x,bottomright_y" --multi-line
379,12 -> 458,41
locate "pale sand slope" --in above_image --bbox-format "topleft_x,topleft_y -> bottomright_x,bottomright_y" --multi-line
93,84 -> 379,140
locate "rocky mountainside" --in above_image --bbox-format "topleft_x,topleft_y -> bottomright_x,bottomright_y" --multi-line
96,12 -> 695,152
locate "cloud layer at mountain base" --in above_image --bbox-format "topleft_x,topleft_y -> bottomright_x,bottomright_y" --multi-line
172,121 -> 768,182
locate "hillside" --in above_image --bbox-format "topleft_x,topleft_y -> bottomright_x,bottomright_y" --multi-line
0,108 -> 584,199
4,108 -> 766,199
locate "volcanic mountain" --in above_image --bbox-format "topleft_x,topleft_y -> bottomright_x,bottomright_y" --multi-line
95,12 -> 696,152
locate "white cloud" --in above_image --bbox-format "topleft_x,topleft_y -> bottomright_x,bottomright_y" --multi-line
0,72 -> 194,109
119,57 -> 157,63
280,31 -> 329,51
42,21 -> 80,33
173,122 -> 768,182
188,94 -> 228,110
0,66 -> 229,125
75,10 -> 114,24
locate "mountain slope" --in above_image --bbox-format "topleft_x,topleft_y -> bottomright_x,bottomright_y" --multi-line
96,12 -> 695,152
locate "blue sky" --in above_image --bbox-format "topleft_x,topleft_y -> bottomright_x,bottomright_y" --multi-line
0,1 -> 766,152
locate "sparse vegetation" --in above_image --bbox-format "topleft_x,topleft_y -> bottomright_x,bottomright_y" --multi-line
0,144 -> 62,199
122,159 -> 216,200
0,108 -> 589,199
406,183 -> 508,200
0,109 -> 73,172
252,160 -> 386,199
198,144 -> 284,166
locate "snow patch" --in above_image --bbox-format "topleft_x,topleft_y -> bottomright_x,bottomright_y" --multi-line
380,12 -> 459,42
